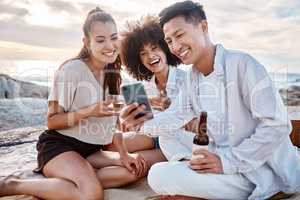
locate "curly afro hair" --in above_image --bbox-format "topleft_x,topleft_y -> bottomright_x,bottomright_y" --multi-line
120,15 -> 180,81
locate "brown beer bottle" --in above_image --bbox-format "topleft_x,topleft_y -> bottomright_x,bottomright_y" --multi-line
191,111 -> 209,159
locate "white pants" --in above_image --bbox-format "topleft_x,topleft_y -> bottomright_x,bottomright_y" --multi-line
159,129 -> 194,161
155,130 -> 255,199
148,161 -> 255,200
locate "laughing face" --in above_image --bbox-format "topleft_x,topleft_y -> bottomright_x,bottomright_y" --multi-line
139,43 -> 168,74
87,21 -> 119,65
163,16 -> 209,66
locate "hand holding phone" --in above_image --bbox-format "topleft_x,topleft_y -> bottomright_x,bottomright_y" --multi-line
120,83 -> 154,131
121,83 -> 153,119
119,103 -> 153,131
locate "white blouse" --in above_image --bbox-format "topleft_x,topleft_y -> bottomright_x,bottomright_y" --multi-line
48,59 -> 117,145
143,66 -> 186,108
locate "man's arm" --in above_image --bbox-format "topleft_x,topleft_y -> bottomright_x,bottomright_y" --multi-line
141,75 -> 196,136
219,54 -> 292,174
120,72 -> 196,136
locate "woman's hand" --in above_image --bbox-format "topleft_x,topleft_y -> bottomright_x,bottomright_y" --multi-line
112,131 -> 148,177
120,153 -> 148,177
130,153 -> 149,177
47,100 -> 118,130
88,99 -> 119,117
149,96 -> 171,111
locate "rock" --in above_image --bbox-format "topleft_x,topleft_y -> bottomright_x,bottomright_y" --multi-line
0,74 -> 48,99
0,127 -> 157,200
289,85 -> 300,92
0,98 -> 47,132
0,127 -> 44,176
279,86 -> 300,106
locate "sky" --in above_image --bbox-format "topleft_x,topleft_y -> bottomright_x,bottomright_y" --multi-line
0,0 -> 299,78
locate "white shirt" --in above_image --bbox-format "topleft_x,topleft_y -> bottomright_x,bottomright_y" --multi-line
141,44 -> 300,199
48,59 -> 117,145
143,66 -> 185,100
143,66 -> 187,135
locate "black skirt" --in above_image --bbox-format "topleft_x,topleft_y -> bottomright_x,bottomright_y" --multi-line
34,130 -> 103,174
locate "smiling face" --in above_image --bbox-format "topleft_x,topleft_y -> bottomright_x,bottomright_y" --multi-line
163,15 -> 209,66
139,43 -> 168,74
85,21 -> 119,65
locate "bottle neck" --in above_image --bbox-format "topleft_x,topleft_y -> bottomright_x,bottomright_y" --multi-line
197,112 -> 207,136
194,112 -> 209,145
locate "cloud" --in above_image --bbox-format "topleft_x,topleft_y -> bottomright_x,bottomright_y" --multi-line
0,17 -> 82,49
45,0 -> 80,14
201,0 -> 300,70
0,0 -> 299,72
43,0 -> 134,25
0,41 -> 76,61
0,1 -> 29,17
0,0 -> 136,49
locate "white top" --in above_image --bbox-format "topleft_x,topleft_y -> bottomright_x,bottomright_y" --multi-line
48,59 -> 117,145
143,66 -> 187,134
141,44 -> 300,199
143,66 -> 184,100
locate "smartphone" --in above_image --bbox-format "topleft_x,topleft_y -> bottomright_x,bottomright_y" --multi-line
121,83 -> 153,119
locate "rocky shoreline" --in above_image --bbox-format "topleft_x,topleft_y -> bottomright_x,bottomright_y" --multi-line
280,86 -> 300,106
0,126 -> 43,177
0,74 -> 49,132
0,74 -> 48,99
0,98 -> 47,132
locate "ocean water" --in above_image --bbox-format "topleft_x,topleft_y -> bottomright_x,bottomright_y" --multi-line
14,72 -> 300,90
3,62 -> 299,90
269,72 -> 300,89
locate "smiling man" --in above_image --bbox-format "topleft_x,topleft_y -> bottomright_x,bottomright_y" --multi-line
119,1 -> 300,199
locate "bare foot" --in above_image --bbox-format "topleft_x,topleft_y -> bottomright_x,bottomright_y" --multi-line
0,175 -> 20,197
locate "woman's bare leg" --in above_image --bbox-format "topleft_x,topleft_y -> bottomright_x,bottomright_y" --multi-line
0,175 -> 80,200
105,132 -> 155,153
86,150 -> 122,169
96,166 -> 139,189
137,149 -> 166,167
87,148 -> 166,170
88,149 -> 166,189
86,129 -> 166,189
0,151 -> 103,200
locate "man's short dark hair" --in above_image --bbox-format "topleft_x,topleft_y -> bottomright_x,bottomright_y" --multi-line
159,1 -> 206,27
